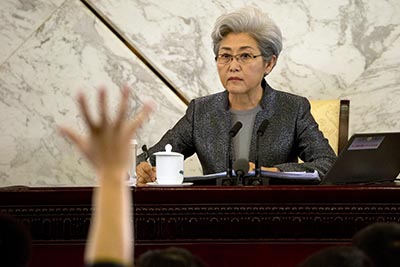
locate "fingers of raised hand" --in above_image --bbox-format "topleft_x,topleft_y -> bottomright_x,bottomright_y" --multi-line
77,92 -> 98,132
127,101 -> 155,137
77,87 -> 110,134
98,87 -> 108,127
115,86 -> 130,130
58,127 -> 90,159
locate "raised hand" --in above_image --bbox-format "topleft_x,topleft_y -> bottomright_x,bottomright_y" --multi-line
59,86 -> 154,179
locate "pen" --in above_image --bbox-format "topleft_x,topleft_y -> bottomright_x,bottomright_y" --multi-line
142,144 -> 150,163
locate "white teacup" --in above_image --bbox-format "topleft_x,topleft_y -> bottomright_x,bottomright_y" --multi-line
153,144 -> 184,184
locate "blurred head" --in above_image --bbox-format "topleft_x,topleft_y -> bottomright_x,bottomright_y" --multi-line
211,7 -> 282,96
136,247 -> 206,267
298,246 -> 373,267
353,222 -> 400,267
0,213 -> 32,267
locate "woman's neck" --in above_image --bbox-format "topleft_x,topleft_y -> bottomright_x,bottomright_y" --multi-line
229,86 -> 263,111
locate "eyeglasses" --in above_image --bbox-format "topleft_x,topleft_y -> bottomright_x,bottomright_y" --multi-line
215,52 -> 263,65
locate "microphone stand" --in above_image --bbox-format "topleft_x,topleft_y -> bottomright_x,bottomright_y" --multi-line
233,158 -> 249,186
224,141 -> 235,185
226,122 -> 243,181
237,170 -> 245,186
255,133 -> 262,178
250,119 -> 269,186
227,141 -> 233,179
251,138 -> 263,185
255,119 -> 269,178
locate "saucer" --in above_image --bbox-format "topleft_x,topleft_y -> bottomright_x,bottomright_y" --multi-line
146,182 -> 193,187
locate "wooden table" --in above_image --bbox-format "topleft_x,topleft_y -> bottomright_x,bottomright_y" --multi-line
1,185 -> 399,267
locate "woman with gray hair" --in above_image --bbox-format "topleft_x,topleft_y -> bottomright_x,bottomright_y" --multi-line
136,6 -> 336,185
211,7 -> 282,66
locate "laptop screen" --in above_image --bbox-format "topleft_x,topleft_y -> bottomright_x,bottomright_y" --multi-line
322,132 -> 400,185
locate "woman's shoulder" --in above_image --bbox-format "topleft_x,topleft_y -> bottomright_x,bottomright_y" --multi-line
193,90 -> 227,102
263,81 -> 308,106
264,87 -> 310,113
189,90 -> 228,109
272,88 -> 308,103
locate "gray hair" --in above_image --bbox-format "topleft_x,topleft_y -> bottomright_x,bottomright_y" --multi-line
211,7 -> 282,62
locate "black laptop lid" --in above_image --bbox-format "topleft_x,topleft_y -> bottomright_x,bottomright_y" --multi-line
323,132 -> 400,185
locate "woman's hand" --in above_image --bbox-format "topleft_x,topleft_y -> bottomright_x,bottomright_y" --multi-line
249,162 -> 280,173
136,161 -> 157,186
59,86 -> 154,180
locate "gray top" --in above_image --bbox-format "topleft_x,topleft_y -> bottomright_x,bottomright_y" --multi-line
231,105 -> 262,161
137,80 -> 337,179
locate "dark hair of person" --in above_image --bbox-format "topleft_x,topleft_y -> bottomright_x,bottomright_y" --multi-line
352,222 -> 400,267
135,247 -> 207,267
0,213 -> 32,267
298,246 -> 373,267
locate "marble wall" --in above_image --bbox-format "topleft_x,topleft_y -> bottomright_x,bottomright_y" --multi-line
0,0 -> 399,186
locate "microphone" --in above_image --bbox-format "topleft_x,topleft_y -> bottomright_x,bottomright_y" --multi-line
255,119 -> 269,177
229,121 -> 243,137
257,119 -> 269,136
227,121 -> 243,178
233,158 -> 249,185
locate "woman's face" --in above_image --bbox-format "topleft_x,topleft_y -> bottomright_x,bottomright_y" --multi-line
216,32 -> 273,95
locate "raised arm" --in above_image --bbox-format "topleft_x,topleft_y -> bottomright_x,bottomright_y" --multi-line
59,86 -> 153,267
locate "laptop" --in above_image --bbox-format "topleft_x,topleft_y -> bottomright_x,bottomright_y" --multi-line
322,132 -> 400,185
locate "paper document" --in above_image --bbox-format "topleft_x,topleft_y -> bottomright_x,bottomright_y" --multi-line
185,170 -> 320,182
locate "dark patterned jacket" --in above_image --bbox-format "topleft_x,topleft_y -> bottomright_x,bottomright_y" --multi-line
137,80 -> 336,178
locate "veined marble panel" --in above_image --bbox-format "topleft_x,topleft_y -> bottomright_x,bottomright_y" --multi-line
1,0 -> 399,186
345,35 -> 400,135
87,0 -> 226,100
0,0 -> 64,65
89,0 -> 400,134
0,0 -> 187,186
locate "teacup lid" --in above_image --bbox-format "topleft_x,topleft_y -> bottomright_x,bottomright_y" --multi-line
153,144 -> 183,157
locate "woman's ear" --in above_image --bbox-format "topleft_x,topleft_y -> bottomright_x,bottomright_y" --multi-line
264,55 -> 277,76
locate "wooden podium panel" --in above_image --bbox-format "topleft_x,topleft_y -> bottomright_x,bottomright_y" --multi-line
1,185 -> 400,267
133,185 -> 400,266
